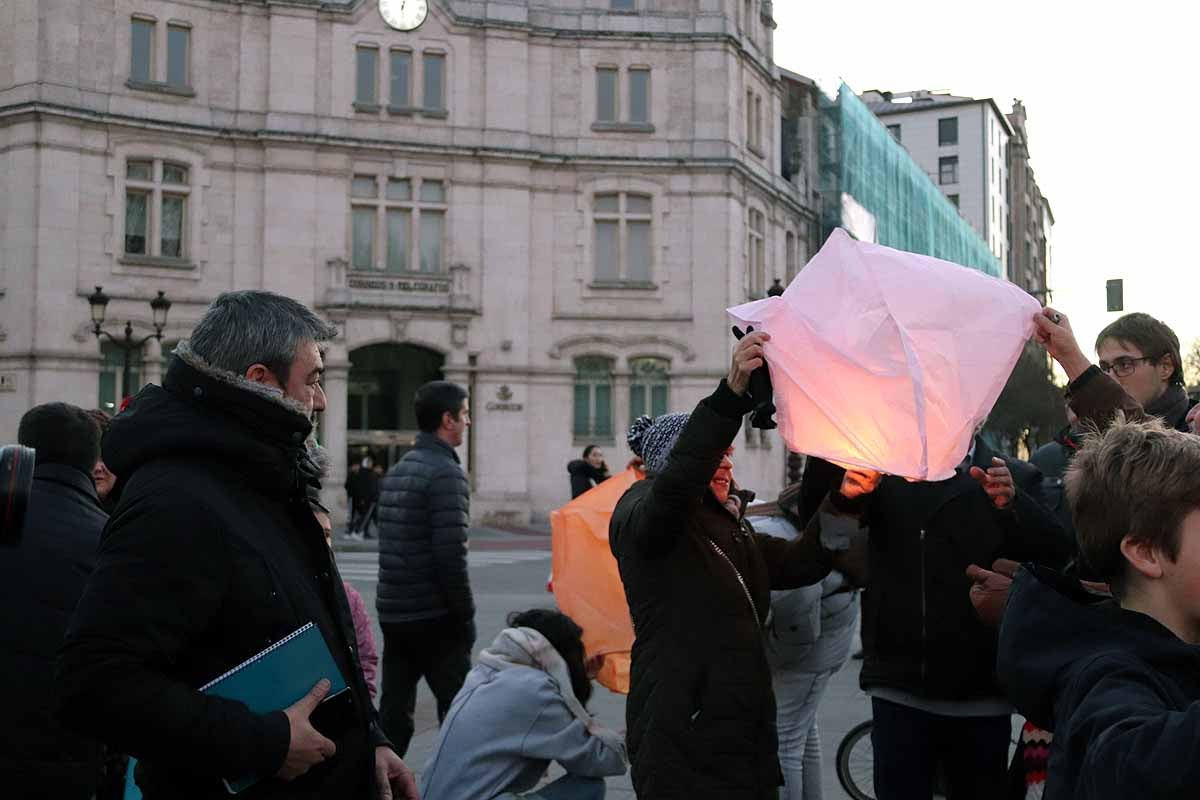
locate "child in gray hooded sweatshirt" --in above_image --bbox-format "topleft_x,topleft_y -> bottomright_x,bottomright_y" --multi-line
420,609 -> 627,800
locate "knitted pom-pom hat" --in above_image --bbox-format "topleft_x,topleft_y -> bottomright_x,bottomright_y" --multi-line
627,412 -> 690,475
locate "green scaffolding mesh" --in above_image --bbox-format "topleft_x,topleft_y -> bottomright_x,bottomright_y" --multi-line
819,82 -> 1003,277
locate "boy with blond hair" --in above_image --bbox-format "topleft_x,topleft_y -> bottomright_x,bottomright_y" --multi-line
998,417 -> 1200,799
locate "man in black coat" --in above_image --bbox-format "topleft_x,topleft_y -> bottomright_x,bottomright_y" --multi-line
0,403 -> 107,798
806,433 -> 1073,800
55,291 -> 416,800
375,380 -> 474,756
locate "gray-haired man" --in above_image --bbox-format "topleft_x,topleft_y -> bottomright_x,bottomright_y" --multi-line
57,291 -> 417,800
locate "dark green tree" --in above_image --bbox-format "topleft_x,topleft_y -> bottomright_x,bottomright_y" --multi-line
984,342 -> 1067,458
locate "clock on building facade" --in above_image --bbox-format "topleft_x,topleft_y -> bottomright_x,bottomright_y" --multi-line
379,0 -> 428,31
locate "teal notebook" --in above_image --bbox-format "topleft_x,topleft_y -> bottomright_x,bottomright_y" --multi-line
199,622 -> 349,794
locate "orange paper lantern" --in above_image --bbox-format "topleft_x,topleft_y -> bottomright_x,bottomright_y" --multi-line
550,468 -> 642,695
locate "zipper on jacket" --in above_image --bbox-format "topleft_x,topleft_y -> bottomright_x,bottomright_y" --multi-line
920,528 -> 927,683
706,538 -> 761,626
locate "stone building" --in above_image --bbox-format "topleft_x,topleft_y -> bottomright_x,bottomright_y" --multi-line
1006,99 -> 1053,300
0,0 -> 819,522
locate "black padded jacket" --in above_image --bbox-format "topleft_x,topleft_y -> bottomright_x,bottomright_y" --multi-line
375,433 -> 474,626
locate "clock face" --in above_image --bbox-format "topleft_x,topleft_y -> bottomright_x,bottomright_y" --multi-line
379,0 -> 428,31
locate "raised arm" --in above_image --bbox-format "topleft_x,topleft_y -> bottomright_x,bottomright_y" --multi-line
1033,307 -> 1144,430
616,334 -> 765,557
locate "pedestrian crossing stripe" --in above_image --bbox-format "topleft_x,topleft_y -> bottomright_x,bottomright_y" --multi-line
333,550 -> 549,581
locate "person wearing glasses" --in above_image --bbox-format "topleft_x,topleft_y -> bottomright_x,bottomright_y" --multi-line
1094,312 -> 1193,432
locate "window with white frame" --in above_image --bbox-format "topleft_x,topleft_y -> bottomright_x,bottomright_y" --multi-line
939,156 -> 958,185
611,0 -> 636,9
747,208 -> 765,297
593,192 -> 653,284
350,175 -> 447,274
594,66 -> 652,128
628,358 -> 669,425
129,16 -> 191,91
124,158 -> 190,260
574,357 -> 614,440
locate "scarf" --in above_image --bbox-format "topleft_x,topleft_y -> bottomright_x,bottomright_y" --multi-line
1146,384 -> 1190,431
478,628 -> 626,761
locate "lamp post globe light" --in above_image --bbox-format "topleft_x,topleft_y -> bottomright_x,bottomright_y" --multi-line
87,286 -> 172,406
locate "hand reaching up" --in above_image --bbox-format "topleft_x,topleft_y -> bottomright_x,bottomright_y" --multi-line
970,458 -> 1015,510
1032,307 -> 1092,381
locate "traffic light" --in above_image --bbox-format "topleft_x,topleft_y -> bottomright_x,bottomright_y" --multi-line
1106,279 -> 1124,313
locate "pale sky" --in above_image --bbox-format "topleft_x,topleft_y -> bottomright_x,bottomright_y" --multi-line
773,1 -> 1199,371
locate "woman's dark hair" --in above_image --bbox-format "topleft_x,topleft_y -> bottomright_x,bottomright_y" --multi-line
1095,312 -> 1184,387
414,381 -> 468,433
86,408 -> 113,433
17,402 -> 101,474
507,608 -> 592,705
581,445 -> 600,459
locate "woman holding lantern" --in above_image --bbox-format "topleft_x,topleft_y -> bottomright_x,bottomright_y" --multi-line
609,331 -> 873,800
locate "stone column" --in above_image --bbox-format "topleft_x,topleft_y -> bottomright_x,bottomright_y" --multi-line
321,343 -> 351,525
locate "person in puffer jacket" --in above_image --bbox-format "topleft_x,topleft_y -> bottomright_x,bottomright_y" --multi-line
375,380 -> 474,756
750,493 -> 860,800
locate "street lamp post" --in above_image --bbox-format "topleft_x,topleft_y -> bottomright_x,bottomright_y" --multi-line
87,286 -> 172,404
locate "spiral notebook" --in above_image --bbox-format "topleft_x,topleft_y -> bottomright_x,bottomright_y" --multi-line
200,622 -> 349,794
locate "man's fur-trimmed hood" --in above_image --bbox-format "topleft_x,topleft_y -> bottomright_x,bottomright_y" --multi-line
173,339 -> 330,474
103,340 -> 328,499
173,340 -> 309,418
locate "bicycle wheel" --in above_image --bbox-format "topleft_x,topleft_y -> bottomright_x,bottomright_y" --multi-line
836,719 -> 876,800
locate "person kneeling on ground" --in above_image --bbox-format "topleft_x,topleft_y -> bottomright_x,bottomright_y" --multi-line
420,609 -> 626,800
996,418 -> 1200,798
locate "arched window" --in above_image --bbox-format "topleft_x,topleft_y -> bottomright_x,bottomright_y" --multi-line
347,343 -> 444,432
628,357 -> 669,425
573,356 -> 614,440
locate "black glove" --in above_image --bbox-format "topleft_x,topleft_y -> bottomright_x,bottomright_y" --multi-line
732,326 -> 777,430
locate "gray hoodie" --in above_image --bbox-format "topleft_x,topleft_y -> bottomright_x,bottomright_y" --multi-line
420,663 -> 626,800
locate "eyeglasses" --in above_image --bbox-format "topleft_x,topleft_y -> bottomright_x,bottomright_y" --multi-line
1098,356 -> 1157,378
